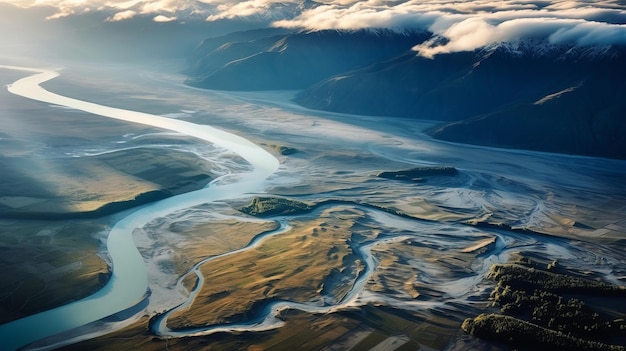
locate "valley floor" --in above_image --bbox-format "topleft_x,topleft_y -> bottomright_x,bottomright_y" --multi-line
1,61 -> 625,351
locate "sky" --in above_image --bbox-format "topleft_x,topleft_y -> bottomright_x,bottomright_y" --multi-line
2,0 -> 626,56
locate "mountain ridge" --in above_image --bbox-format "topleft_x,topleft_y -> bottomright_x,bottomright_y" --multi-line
185,29 -> 626,159
186,29 -> 430,90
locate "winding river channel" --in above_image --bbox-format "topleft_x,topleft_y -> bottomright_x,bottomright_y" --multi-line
0,65 -> 279,350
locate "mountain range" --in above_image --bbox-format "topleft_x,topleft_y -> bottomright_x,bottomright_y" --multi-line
186,29 -> 430,90
186,29 -> 626,159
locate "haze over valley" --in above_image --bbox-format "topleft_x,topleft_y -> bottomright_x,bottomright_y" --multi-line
1,1 -> 626,350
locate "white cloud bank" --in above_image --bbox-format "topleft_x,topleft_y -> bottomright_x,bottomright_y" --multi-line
3,0 -> 626,54
414,16 -> 626,57
153,14 -> 177,22
273,0 -> 626,56
107,9 -> 137,21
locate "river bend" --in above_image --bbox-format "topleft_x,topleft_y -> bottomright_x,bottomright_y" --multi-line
0,65 -> 279,351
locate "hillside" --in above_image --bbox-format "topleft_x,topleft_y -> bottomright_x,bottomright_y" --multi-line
186,30 -> 626,159
186,29 -> 429,90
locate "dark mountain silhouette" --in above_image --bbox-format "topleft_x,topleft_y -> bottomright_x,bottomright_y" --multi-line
427,74 -> 626,159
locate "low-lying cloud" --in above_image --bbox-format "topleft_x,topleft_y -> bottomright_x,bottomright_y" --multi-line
206,0 -> 301,21
273,0 -> 626,56
107,10 -> 137,21
4,0 -> 210,21
3,0 -> 626,54
413,16 -> 626,57
153,14 -> 177,22
2,0 -> 300,22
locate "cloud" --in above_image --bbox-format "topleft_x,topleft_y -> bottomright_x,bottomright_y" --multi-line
272,4 -> 443,31
204,0 -> 302,21
412,15 -> 626,57
107,9 -> 137,21
2,0 -> 626,55
4,0 -> 303,22
153,14 -> 177,21
139,0 -> 188,14
2,0 -> 214,20
272,0 -> 626,56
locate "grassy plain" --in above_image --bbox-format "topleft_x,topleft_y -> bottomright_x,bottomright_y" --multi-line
166,207 -> 366,328
153,217 -> 279,289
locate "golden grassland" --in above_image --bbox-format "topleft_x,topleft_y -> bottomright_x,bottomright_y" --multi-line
0,147 -> 216,217
368,239 -> 480,300
0,76 -> 219,217
60,203 -> 466,350
169,219 -> 279,283
166,207 -> 366,328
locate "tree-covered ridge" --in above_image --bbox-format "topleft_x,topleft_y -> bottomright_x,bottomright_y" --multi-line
463,261 -> 626,350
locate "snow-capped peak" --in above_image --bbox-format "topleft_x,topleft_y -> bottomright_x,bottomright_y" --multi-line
479,39 -> 618,61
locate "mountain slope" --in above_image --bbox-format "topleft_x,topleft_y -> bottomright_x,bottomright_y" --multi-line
186,29 -> 429,90
295,43 -> 625,121
427,75 -> 626,159
293,41 -> 626,159
185,30 -> 626,159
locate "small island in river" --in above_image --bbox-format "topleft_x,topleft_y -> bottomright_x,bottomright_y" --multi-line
377,166 -> 458,182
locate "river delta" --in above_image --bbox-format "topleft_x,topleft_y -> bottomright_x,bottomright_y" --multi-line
0,62 -> 625,351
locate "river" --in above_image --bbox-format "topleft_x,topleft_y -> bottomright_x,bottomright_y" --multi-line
1,64 -> 625,351
0,65 -> 279,351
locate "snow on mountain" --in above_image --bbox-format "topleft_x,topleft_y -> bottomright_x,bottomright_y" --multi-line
480,39 -> 620,61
